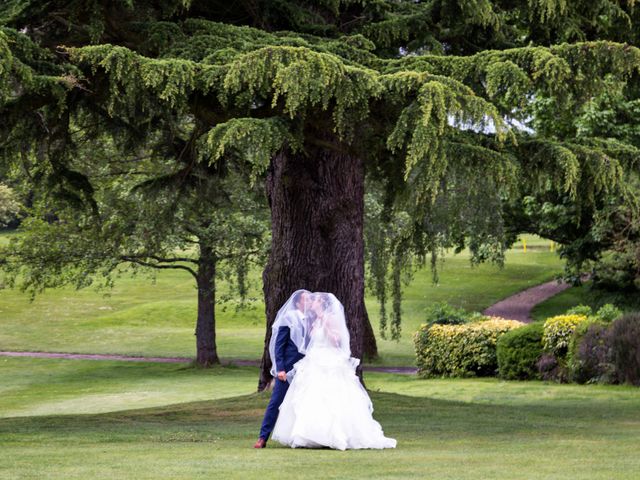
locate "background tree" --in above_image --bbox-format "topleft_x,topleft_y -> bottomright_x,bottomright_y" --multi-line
503,73 -> 640,292
0,183 -> 21,227
1,132 -> 269,366
1,1 -> 640,390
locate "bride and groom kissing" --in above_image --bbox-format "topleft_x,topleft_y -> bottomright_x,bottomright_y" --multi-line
254,289 -> 396,450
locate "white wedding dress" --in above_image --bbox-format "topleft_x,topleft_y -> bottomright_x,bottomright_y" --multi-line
271,321 -> 397,450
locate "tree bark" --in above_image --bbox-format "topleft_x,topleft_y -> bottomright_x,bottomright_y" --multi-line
195,243 -> 220,366
258,133 -> 378,390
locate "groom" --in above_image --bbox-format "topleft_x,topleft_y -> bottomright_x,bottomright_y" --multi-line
253,290 -> 312,448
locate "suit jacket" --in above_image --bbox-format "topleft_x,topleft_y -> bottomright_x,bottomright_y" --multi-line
274,325 -> 305,373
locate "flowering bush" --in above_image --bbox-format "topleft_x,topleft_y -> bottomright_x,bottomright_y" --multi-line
414,317 -> 524,378
542,314 -> 589,357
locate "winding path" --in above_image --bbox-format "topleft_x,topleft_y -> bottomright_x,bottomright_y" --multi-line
0,276 -> 579,373
482,277 -> 579,322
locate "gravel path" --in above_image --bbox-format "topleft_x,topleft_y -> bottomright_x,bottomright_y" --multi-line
482,277 -> 577,322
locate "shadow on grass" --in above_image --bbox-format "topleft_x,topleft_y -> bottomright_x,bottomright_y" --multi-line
2,389 -> 636,445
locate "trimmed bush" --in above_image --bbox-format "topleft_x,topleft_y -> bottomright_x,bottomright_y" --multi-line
609,313 -> 640,386
414,318 -> 524,378
542,314 -> 589,358
497,322 -> 544,380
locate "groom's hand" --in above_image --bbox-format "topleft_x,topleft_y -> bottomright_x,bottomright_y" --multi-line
277,371 -> 287,382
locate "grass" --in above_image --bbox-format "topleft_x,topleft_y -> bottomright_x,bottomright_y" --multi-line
0,357 -> 258,418
1,357 -> 639,479
1,230 -> 637,479
0,232 -> 563,366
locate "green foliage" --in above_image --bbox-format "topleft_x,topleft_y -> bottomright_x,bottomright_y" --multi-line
497,322 -> 544,380
593,303 -> 623,323
566,303 -> 623,323
414,318 -> 524,378
0,129 -> 270,305
542,313 -> 589,357
68,45 -> 205,116
528,0 -> 568,22
4,0 -> 640,346
0,183 -> 21,226
199,117 -> 297,182
424,301 -> 470,327
384,71 -> 508,184
565,304 -> 593,316
591,197 -> 640,292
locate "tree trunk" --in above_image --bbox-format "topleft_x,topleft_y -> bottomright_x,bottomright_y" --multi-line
258,134 -> 378,390
195,243 -> 220,366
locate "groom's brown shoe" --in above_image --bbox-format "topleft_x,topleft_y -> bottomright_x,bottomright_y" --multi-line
253,438 -> 267,449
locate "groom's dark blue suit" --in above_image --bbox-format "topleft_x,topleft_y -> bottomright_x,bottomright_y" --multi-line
259,325 -> 305,441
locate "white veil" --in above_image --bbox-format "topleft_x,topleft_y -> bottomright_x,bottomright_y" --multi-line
268,289 -> 313,377
305,292 -> 352,358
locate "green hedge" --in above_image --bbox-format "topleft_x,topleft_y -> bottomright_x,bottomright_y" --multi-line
414,318 -> 524,378
497,322 -> 544,380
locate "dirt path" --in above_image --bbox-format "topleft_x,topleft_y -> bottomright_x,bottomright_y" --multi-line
482,278 -> 577,322
0,351 -> 418,374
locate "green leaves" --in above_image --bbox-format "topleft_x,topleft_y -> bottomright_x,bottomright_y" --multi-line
223,46 -> 379,138
68,44 -> 206,116
528,0 -> 568,22
199,118 -> 297,182
0,183 -> 21,226
485,60 -> 531,109
384,71 -> 509,190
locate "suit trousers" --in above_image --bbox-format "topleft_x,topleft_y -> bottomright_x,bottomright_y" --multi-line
259,378 -> 289,440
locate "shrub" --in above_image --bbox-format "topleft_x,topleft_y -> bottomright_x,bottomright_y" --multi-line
424,301 -> 469,327
536,353 -> 569,382
564,303 -> 622,323
592,303 -> 623,323
497,322 -> 544,380
467,312 -> 491,323
569,322 -> 614,384
542,314 -> 589,358
566,305 -> 593,317
414,318 -> 524,378
609,313 -> 640,386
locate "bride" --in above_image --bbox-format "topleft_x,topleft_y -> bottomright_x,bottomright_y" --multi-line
271,292 -> 397,450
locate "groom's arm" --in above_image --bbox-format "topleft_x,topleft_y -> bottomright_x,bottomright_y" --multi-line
274,326 -> 290,380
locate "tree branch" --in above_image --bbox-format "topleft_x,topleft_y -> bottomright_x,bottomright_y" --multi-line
120,256 -> 198,277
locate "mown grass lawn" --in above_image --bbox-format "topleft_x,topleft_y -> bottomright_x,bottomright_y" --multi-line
1,357 -> 639,480
2,231 -> 638,480
0,233 -> 563,366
